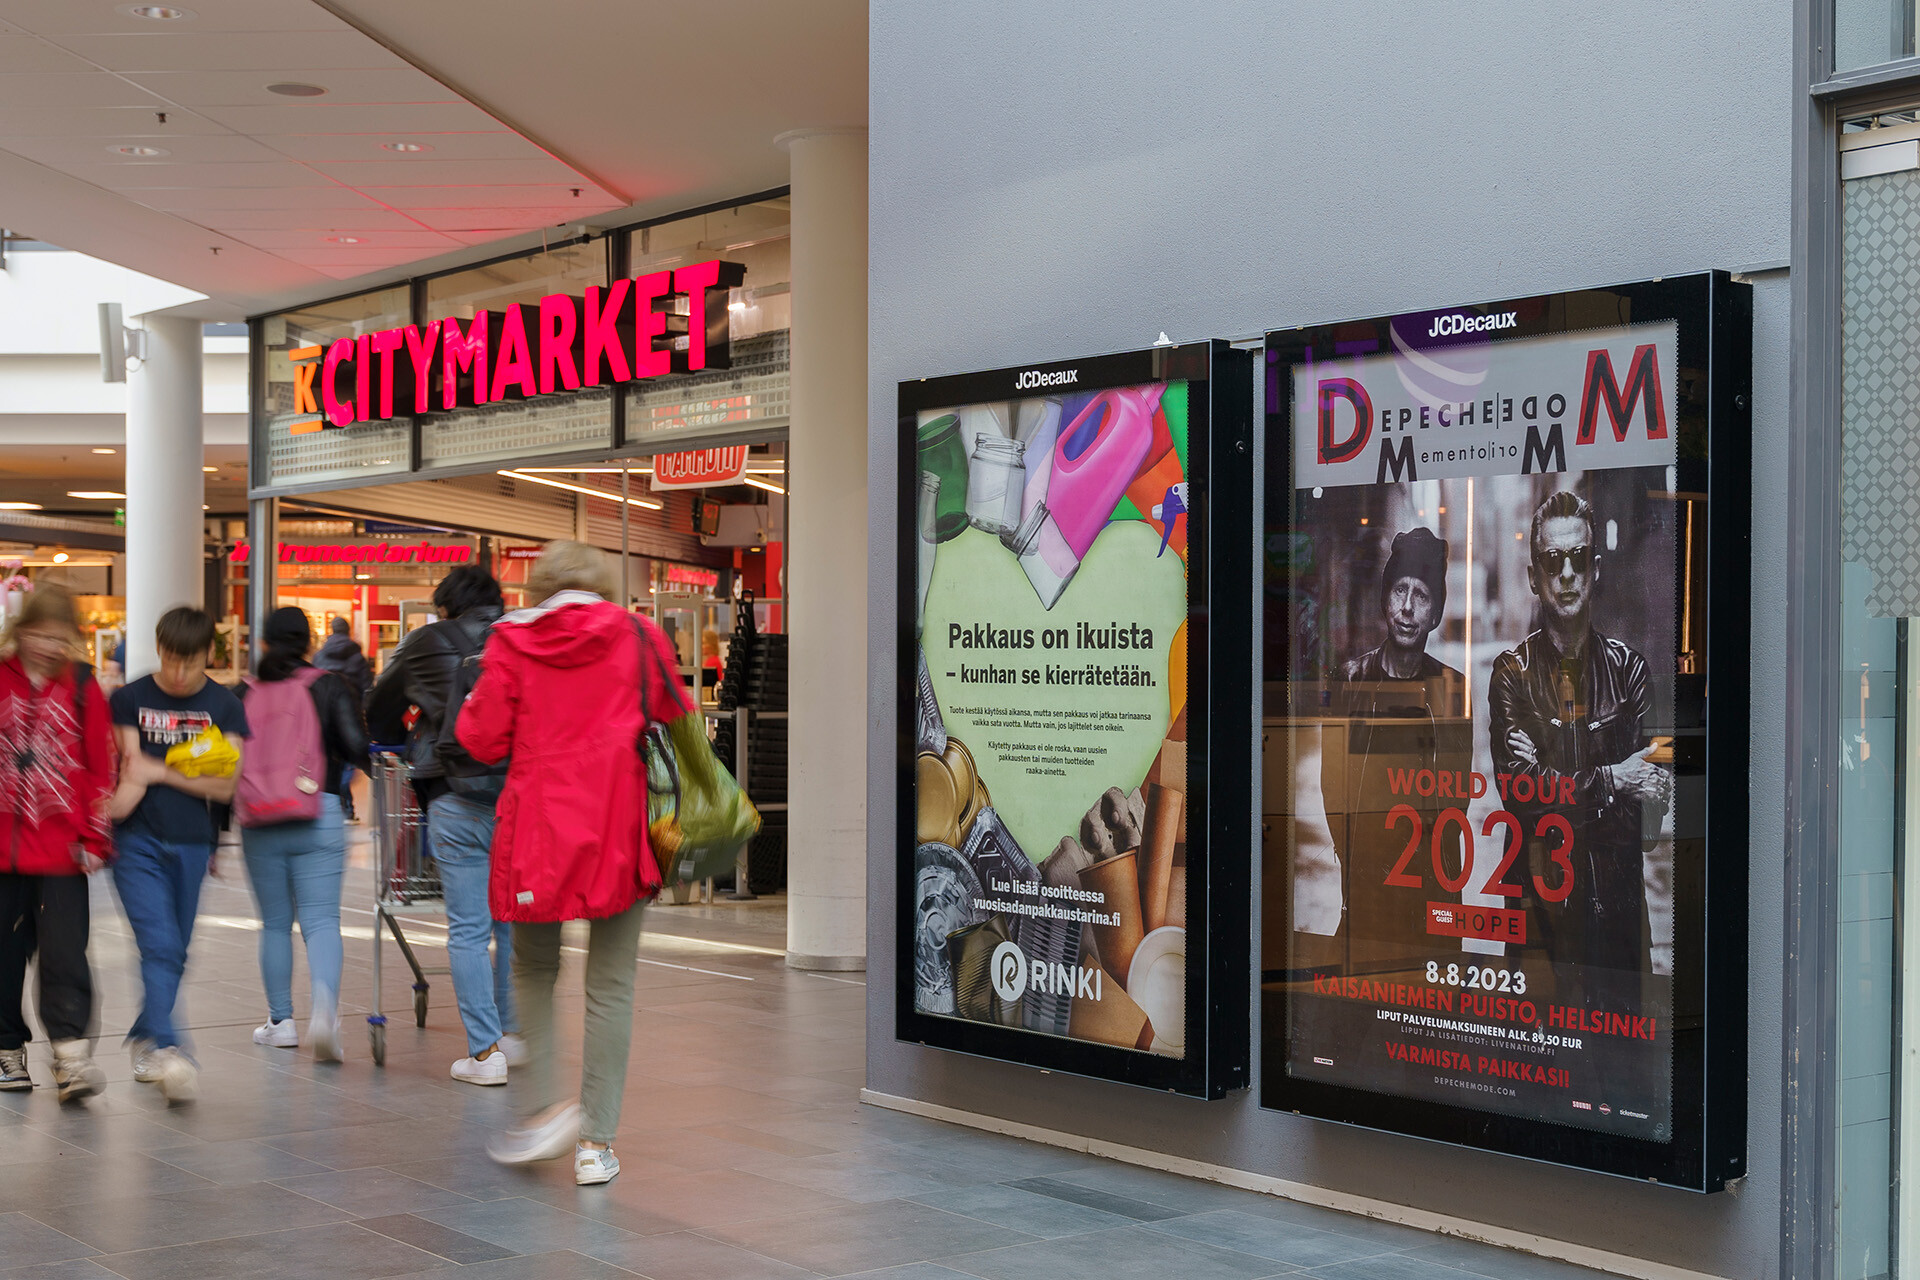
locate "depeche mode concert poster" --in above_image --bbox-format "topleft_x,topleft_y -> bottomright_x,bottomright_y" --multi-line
897,342 -> 1251,1099
1262,275 -> 1750,1188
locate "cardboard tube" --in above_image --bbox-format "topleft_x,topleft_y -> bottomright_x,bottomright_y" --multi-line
1082,850 -> 1146,981
1164,858 -> 1187,929
1137,783 -> 1184,933
1068,958 -> 1151,1048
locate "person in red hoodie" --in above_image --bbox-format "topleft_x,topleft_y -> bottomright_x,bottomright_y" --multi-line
458,540 -> 690,1186
0,586 -> 116,1101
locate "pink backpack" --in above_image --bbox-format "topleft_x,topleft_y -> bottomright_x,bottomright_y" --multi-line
236,667 -> 327,828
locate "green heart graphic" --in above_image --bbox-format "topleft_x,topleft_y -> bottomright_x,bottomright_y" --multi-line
922,521 -> 1185,864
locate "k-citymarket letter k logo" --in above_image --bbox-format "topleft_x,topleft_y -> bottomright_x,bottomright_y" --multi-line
284,260 -> 746,435
990,940 -> 1028,1003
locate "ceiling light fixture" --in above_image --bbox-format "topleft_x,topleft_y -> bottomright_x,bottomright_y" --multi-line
51,552 -> 69,564
325,235 -> 362,244
91,448 -> 116,455
498,470 -> 663,511
381,141 -> 431,153
266,82 -> 327,97
124,4 -> 195,19
0,502 -> 43,511
742,476 -> 787,495
202,466 -> 217,473
67,491 -> 125,500
108,144 -> 168,158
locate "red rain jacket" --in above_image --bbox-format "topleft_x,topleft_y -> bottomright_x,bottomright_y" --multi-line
0,656 -> 116,875
456,592 -> 691,922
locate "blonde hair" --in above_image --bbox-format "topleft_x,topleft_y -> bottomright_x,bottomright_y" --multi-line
0,584 -> 81,662
529,540 -> 617,601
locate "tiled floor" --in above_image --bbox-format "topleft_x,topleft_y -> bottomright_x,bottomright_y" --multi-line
0,827 -> 1618,1280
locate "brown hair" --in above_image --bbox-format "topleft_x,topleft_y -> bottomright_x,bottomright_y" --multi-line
0,585 -> 81,660
155,606 -> 216,658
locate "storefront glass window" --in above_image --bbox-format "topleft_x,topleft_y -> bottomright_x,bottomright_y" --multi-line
1836,0 -> 1918,72
1837,113 -> 1920,1280
420,239 -> 614,467
624,199 -> 791,438
256,286 -> 412,488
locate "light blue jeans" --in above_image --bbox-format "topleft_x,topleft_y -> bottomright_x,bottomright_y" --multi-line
113,830 -> 210,1053
241,805 -> 345,1024
427,793 -> 515,1056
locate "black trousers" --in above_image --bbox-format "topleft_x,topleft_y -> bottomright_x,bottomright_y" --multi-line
0,872 -> 93,1048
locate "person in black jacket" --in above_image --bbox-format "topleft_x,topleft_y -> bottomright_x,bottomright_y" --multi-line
366,565 -> 519,1084
238,607 -> 369,1062
312,617 -> 371,819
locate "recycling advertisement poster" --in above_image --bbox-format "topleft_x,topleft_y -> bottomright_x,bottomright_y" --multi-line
908,375 -> 1195,1061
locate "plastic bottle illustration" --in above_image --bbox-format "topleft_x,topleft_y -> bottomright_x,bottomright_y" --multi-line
1049,388 -> 1155,559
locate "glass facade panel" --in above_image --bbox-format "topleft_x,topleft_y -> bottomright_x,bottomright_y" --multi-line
1836,0 -> 1918,72
256,286 -> 411,488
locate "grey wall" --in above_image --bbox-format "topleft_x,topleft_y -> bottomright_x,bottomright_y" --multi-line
866,5 -> 1791,1277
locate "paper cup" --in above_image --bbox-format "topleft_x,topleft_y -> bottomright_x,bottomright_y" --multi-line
1137,783 -> 1184,933
1081,850 -> 1146,982
1068,958 -> 1152,1049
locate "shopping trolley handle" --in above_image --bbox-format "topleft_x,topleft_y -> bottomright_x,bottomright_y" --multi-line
370,743 -> 409,755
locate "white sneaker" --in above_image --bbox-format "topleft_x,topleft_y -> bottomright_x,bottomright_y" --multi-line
129,1040 -> 161,1083
575,1143 -> 620,1186
450,1052 -> 508,1086
253,1019 -> 298,1048
154,1048 -> 197,1104
308,1008 -> 342,1064
486,1102 -> 581,1165
500,1033 -> 529,1067
0,1047 -> 30,1091
50,1040 -> 104,1103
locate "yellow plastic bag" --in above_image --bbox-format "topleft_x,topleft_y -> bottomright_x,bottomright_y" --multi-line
165,725 -> 238,778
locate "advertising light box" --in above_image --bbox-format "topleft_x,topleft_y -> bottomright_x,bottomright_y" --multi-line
1261,274 -> 1750,1188
897,342 -> 1252,1097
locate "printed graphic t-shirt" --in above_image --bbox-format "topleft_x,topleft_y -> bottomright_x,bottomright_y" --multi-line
110,674 -> 249,846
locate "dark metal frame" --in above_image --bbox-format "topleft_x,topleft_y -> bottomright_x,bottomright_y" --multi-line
1259,273 -> 1752,1190
893,341 -> 1253,1099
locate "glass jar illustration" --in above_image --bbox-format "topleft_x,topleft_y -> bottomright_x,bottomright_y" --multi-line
915,415 -> 972,542
966,434 -> 1027,537
916,470 -> 941,633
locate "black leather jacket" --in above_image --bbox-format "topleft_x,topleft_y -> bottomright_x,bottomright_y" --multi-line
1487,626 -> 1656,973
238,666 -> 370,795
366,607 -> 502,786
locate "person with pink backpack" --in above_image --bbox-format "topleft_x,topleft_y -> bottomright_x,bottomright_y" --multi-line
236,608 -> 368,1061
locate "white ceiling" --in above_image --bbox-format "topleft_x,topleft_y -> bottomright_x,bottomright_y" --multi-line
0,0 -> 864,317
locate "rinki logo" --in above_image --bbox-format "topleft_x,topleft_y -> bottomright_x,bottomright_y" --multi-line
990,940 -> 1028,1003
284,260 -> 746,436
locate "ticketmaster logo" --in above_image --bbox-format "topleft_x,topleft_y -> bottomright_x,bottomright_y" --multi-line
1014,368 -> 1079,389
991,940 -> 1028,1002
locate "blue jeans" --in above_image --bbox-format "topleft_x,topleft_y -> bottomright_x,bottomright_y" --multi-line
241,805 -> 345,1024
426,793 -> 514,1056
112,831 -> 210,1052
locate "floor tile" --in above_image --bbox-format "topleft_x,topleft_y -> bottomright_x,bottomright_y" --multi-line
0,1261 -> 120,1280
417,1196 -> 641,1255
749,1150 -> 965,1204
908,1184 -> 1134,1239
1399,1238 -> 1620,1279
838,1267 -> 978,1280
705,1200 -> 1038,1276
379,1155 -> 559,1203
0,1212 -> 99,1268
0,1157 -> 214,1216
150,1139 -> 335,1186
1000,1177 -> 1183,1223
270,1167 -> 478,1217
353,1213 -> 518,1265
86,1221 -> 446,1280
1305,1254 -> 1481,1280
1146,1211 -> 1395,1268
258,1118 -> 494,1171
1043,1163 -> 1288,1217
27,1181 -> 349,1254
377,1249 -> 642,1280
938,1223 -> 1295,1280
582,1229 -> 824,1279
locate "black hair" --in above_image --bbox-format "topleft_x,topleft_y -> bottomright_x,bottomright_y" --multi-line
155,606 -> 216,659
329,616 -> 350,635
432,564 -> 504,618
1529,490 -> 1595,557
258,606 -> 311,681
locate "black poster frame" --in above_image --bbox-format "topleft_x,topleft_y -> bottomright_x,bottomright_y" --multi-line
895,340 -> 1252,1099
1259,273 -> 1751,1189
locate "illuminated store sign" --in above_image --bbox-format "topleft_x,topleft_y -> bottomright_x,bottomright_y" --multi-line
230,540 -> 475,566
287,260 -> 746,434
651,446 -> 749,490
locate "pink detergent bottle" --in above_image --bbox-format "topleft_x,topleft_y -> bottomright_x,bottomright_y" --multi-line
1047,389 -> 1155,559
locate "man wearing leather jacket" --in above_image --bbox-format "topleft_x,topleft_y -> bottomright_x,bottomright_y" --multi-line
1488,491 -> 1671,990
367,564 -> 519,1085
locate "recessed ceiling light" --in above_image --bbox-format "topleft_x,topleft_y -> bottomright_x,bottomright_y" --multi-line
67,491 -> 125,500
91,448 -> 116,455
325,235 -> 362,244
202,466 -> 218,473
123,4 -> 195,19
382,141 -> 432,154
51,552 -> 69,565
0,502 -> 43,511
266,82 -> 327,98
108,144 -> 168,158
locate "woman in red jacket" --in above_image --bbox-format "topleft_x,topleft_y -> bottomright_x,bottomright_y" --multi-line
0,586 -> 117,1101
458,540 -> 690,1186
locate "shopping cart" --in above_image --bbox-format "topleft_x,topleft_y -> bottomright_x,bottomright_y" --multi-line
366,747 -> 446,1065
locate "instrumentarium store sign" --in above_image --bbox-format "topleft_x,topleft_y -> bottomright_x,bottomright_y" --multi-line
284,261 -> 746,434
229,538 -> 474,566
897,342 -> 1252,1100
1266,273 -> 1751,1190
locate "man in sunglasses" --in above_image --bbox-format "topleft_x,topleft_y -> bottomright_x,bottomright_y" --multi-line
1488,490 -> 1670,995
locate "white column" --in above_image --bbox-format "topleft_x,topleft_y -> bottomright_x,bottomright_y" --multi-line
124,315 -> 204,677
780,127 -> 868,970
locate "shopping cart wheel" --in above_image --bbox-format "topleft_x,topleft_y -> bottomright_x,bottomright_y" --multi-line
413,984 -> 428,1028
368,1016 -> 387,1067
